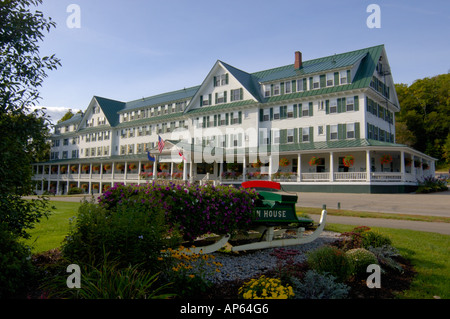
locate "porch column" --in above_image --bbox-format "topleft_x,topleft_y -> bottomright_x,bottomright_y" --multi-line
329,152 -> 334,182
366,150 -> 371,182
400,151 -> 405,182
242,155 -> 247,182
153,156 -> 157,180
137,160 -> 141,185
268,154 -> 273,180
111,162 -> 115,185
219,161 -> 223,182
412,156 -> 416,181
124,161 -> 128,184
182,158 -> 187,181
170,162 -> 174,180
297,153 -> 301,182
189,158 -> 194,183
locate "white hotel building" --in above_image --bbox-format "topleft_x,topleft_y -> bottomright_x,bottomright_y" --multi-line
32,45 -> 435,194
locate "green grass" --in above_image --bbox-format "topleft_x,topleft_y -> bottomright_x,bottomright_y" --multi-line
298,207 -> 450,223
24,201 -> 82,253
23,200 -> 450,299
326,224 -> 450,299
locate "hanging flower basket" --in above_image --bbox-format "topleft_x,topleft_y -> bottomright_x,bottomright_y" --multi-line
422,163 -> 429,170
251,159 -> 262,168
343,155 -> 354,168
144,163 -> 153,170
414,160 -> 421,168
159,163 -> 169,170
129,163 -> 137,170
82,165 -> 90,171
116,164 -> 124,170
380,154 -> 392,165
92,184 -> 99,190
308,156 -> 323,166
60,166 -> 67,173
71,165 -> 78,173
51,166 -> 57,173
92,165 -> 100,172
177,162 -> 184,170
405,158 -> 412,167
279,157 -> 290,167
104,164 -> 111,170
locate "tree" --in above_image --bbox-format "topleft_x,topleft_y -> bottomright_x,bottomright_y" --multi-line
395,74 -> 450,163
0,0 -> 60,239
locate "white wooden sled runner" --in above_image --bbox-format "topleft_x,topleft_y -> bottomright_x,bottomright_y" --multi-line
181,181 -> 327,255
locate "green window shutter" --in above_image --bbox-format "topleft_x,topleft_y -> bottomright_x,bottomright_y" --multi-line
347,70 -> 351,84
240,88 -> 243,100
270,108 -> 273,121
366,97 -> 370,112
224,91 -> 227,103
238,111 -> 242,124
355,122 -> 360,139
338,124 -> 346,140
293,104 -> 298,118
320,75 -> 326,88
338,98 -> 344,113
354,95 -> 359,111
298,127 -> 303,142
259,109 -> 264,122
334,72 -> 339,86
215,93 -> 218,104
326,125 -> 330,141
309,77 -> 313,90
271,84 -> 274,96
309,126 -> 314,143
209,94 -> 212,105
303,78 -> 307,91
214,115 -> 217,127
213,76 -> 216,87
202,116 -> 206,128
225,73 -> 229,85
226,113 -> 229,125
280,82 -> 284,95
281,105 -> 287,119
280,129 -> 287,144
200,95 -> 203,106
292,80 -> 296,92
294,128 -> 298,143
207,116 -> 210,128
308,102 -> 313,116
325,100 -> 329,114
298,103 -> 302,117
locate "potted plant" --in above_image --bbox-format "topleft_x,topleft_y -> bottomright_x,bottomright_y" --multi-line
343,155 -> 354,168
279,157 -> 290,167
380,154 -> 392,165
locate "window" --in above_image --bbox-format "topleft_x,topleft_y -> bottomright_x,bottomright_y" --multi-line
287,129 -> 294,143
63,138 -> 69,146
273,84 -> 280,96
220,114 -> 227,126
346,123 -> 355,139
263,109 -> 270,121
318,100 -> 325,111
91,148 -> 96,157
120,145 -> 126,155
297,79 -> 304,91
302,127 -> 310,142
340,70 -> 348,84
330,125 -> 338,140
285,81 -> 292,94
346,97 -> 354,111
318,126 -> 324,135
326,73 -> 334,87
272,130 -> 280,144
232,112 -> 239,124
200,95 -> 210,106
62,151 -> 68,159
273,107 -> 280,120
264,85 -> 271,97
313,76 -> 320,89
287,105 -> 294,118
72,150 -> 78,159
214,74 -> 228,87
217,91 -> 225,104
330,100 -> 337,113
302,104 -> 309,117
259,129 -> 269,145
231,88 -> 242,101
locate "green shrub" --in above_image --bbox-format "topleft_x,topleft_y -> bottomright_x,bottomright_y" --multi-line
346,248 -> 378,276
0,226 -> 37,298
61,199 -> 181,272
361,230 -> 392,248
68,187 -> 83,195
368,245 -> 404,273
291,270 -> 350,299
98,182 -> 258,241
307,246 -> 353,282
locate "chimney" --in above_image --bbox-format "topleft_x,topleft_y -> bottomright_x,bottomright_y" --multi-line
295,51 -> 302,69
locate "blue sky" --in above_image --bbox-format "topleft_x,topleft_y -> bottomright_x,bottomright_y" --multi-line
34,0 -> 450,122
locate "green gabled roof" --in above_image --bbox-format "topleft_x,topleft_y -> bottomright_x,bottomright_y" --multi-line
115,111 -> 185,128
122,86 -> 200,112
94,96 -> 126,127
55,113 -> 83,127
186,99 -> 256,115
219,61 -> 264,102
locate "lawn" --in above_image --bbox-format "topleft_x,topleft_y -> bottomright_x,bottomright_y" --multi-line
24,200 -> 82,253
24,200 -> 450,299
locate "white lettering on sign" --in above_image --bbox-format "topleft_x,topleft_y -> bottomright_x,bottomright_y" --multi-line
256,210 -> 287,218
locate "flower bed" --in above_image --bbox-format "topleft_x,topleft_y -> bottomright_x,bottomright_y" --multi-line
99,182 -> 258,241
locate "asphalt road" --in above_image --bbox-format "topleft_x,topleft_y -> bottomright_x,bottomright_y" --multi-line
295,190 -> 450,235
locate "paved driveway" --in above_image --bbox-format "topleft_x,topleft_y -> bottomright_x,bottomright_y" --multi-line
296,189 -> 450,218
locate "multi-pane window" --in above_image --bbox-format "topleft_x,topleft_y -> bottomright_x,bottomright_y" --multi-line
330,100 -> 338,113
346,123 -> 355,139
326,73 -> 334,87
346,97 -> 355,111
272,130 -> 280,144
273,107 -> 280,120
287,129 -> 294,143
287,105 -> 294,118
273,84 -> 280,95
302,127 -> 310,142
330,125 -> 338,140
285,81 -> 292,94
302,104 -> 310,117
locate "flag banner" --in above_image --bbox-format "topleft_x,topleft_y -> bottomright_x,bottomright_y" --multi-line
178,148 -> 187,161
158,135 -> 165,153
147,151 -> 155,162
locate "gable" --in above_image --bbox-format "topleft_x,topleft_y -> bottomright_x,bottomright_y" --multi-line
185,61 -> 260,113
78,96 -> 125,130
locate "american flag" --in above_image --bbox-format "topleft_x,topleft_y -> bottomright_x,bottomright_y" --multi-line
158,135 -> 165,153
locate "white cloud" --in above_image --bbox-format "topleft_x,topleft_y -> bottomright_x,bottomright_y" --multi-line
31,106 -> 82,125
